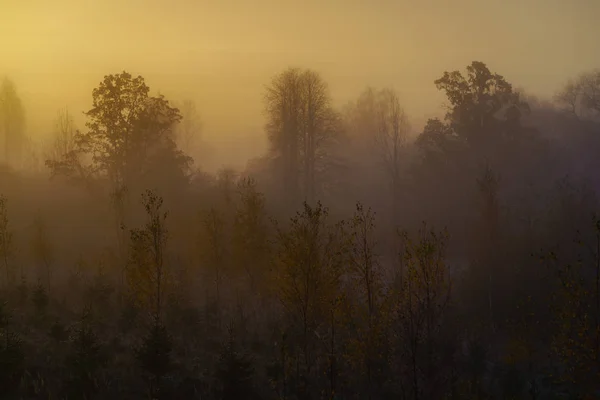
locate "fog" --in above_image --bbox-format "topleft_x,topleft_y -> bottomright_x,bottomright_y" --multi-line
3,0 -> 600,170
2,1 -> 600,399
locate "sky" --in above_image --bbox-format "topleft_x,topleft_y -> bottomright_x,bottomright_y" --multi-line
1,0 -> 599,169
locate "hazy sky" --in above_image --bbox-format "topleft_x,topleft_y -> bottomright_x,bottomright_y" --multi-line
1,0 -> 599,169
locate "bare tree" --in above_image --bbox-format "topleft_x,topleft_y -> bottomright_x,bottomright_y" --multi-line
265,68 -> 303,202
265,68 -> 339,204
175,99 -> 202,154
298,70 -> 339,204
345,87 -> 410,222
348,202 -> 385,398
374,89 -> 410,223
46,107 -> 78,163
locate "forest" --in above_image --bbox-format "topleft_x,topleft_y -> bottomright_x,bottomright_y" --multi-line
0,61 -> 600,399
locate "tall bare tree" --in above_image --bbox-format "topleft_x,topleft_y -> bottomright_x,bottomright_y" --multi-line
344,87 -> 409,222
265,68 -> 303,202
374,89 -> 410,222
265,68 -> 339,205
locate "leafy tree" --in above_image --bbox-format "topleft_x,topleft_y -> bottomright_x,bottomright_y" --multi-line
46,72 -> 191,243
417,61 -> 529,169
435,61 -> 527,144
0,77 -> 26,167
415,118 -> 459,167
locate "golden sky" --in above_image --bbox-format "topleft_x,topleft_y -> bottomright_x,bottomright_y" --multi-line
1,0 -> 599,168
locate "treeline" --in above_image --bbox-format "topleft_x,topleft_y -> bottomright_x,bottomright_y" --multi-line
0,62 -> 599,399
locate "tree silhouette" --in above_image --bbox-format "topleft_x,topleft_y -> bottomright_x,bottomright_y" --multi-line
46,71 -> 191,198
0,78 -> 26,167
265,68 -> 340,204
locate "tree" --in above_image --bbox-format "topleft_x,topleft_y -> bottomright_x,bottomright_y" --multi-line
0,196 -> 13,288
264,68 -> 340,204
46,107 -> 78,164
174,99 -> 202,155
344,87 -> 409,223
417,61 -> 529,169
556,69 -> 600,119
0,301 -> 24,396
374,89 -> 410,222
392,224 -> 452,400
199,207 -> 228,324
436,61 -> 527,144
544,217 -> 600,395
63,314 -> 106,399
232,177 -> 270,293
343,87 -> 379,147
265,68 -> 302,203
46,72 -> 191,272
347,203 -> 388,398
348,202 -> 381,333
474,166 -> 500,331
216,326 -> 258,400
273,202 -> 345,398
136,318 -> 173,399
31,213 -> 54,296
127,190 -> 170,320
0,78 -> 26,167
